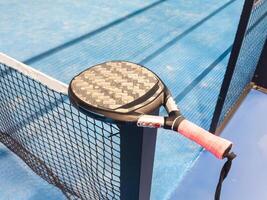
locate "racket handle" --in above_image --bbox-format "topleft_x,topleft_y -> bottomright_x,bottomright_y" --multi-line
177,120 -> 232,159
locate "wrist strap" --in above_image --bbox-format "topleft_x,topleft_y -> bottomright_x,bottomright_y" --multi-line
215,152 -> 236,200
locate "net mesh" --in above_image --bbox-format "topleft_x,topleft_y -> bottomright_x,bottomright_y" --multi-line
218,0 -> 267,126
0,57 -> 121,200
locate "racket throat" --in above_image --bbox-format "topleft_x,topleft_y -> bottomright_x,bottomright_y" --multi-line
164,96 -> 185,130
164,111 -> 185,130
137,95 -> 185,129
137,115 -> 165,128
136,110 -> 185,130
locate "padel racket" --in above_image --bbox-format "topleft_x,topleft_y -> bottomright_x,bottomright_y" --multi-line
68,61 -> 236,200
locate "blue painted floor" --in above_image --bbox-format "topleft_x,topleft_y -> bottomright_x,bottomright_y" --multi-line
0,144 -> 65,200
170,89 -> 267,200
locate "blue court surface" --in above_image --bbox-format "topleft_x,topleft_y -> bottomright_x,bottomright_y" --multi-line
171,89 -> 267,200
0,143 -> 64,200
1,0 -> 262,199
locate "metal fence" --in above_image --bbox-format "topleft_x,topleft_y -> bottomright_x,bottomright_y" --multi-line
210,0 -> 267,133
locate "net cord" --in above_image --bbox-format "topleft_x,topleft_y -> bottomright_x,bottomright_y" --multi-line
0,53 -> 68,94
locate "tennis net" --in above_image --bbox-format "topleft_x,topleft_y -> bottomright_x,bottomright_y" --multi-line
0,53 -> 121,199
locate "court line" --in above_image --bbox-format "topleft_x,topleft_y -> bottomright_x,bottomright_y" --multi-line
173,8 -> 267,102
22,1 -> 267,108
140,0 -> 237,64
174,46 -> 233,102
24,0 -> 168,64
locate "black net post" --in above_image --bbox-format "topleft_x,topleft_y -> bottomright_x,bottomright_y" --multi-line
119,109 -> 159,200
253,39 -> 267,89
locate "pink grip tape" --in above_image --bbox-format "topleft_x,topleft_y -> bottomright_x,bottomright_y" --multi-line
177,120 -> 232,159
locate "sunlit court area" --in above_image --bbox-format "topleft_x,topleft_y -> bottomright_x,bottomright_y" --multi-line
0,0 -> 267,199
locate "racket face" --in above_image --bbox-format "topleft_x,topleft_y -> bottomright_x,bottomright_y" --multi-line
69,61 -> 165,123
